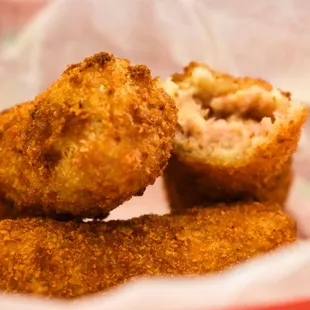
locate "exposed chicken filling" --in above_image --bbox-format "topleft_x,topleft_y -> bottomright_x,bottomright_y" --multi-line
166,68 -> 289,151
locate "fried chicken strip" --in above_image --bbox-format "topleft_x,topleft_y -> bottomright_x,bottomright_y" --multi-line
163,62 -> 306,211
0,52 -> 177,218
0,202 -> 296,298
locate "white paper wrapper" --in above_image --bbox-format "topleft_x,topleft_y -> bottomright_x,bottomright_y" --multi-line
0,0 -> 310,309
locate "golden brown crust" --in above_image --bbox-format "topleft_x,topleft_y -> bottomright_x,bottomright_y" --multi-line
0,196 -> 19,220
0,52 -> 177,218
256,159 -> 294,205
0,202 -> 296,298
164,156 -> 294,213
0,195 -> 88,222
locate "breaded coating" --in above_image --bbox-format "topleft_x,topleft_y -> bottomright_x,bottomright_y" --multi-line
163,62 -> 307,209
0,52 -> 177,218
256,159 -> 294,205
0,202 -> 296,298
0,195 -> 78,221
0,196 -> 19,220
165,157 -> 294,213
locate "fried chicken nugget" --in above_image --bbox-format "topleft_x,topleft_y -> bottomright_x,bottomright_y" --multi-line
0,52 -> 177,218
0,202 -> 296,298
163,62 -> 307,210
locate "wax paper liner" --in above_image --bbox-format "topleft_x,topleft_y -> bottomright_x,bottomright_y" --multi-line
0,1 -> 310,309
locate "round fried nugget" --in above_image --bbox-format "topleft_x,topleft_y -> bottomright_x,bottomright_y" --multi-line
163,62 -> 306,210
0,52 -> 177,218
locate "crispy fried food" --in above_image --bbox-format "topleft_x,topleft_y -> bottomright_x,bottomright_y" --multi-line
0,202 -> 296,298
257,159 -> 294,205
163,62 -> 307,209
0,196 -> 19,220
165,157 -> 294,213
0,52 -> 177,218
0,195 -> 78,221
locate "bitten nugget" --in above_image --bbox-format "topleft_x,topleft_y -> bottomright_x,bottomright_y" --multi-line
163,62 -> 307,210
0,52 -> 177,218
0,202 -> 296,298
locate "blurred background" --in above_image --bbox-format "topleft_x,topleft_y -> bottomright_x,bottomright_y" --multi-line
0,0 -> 48,42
